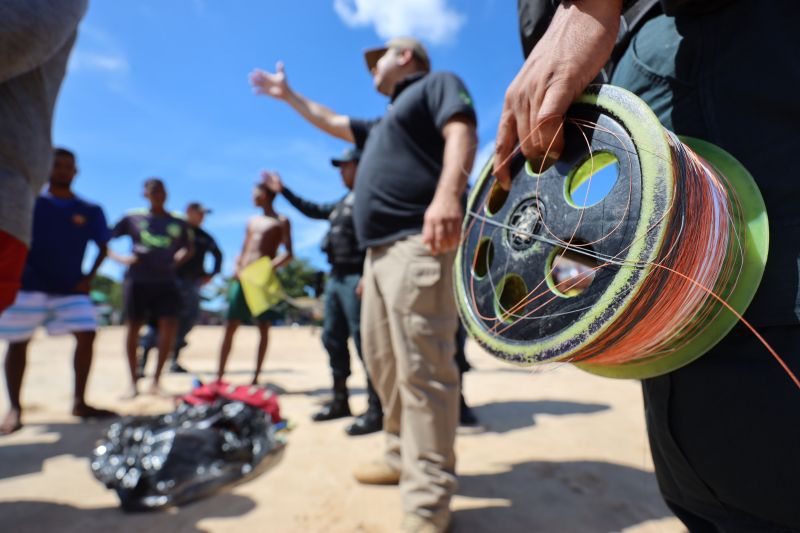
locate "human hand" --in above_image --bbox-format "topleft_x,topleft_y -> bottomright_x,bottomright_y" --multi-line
72,276 -> 92,294
493,0 -> 622,189
260,170 -> 284,193
422,194 -> 463,255
355,278 -> 363,299
249,61 -> 291,100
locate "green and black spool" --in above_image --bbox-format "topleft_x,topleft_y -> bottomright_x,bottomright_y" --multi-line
454,85 -> 768,379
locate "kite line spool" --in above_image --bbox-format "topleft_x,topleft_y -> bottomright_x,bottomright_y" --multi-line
454,84 -> 769,379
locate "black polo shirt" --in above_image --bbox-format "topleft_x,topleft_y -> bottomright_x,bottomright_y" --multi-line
350,71 -> 476,248
176,225 -> 222,281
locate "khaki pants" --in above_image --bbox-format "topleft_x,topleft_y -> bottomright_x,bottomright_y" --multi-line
361,234 -> 460,528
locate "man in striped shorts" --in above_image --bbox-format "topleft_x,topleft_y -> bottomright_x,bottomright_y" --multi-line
0,148 -> 114,435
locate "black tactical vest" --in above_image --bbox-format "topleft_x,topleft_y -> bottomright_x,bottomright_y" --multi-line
322,192 -> 364,273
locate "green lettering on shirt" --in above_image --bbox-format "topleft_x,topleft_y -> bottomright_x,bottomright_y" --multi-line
140,229 -> 172,249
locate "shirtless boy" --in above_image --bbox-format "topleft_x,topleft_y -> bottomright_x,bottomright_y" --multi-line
216,179 -> 292,384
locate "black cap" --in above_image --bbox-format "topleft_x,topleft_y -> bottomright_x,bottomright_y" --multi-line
186,201 -> 212,214
331,146 -> 362,167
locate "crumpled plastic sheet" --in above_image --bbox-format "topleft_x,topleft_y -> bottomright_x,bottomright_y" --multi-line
91,400 -> 284,511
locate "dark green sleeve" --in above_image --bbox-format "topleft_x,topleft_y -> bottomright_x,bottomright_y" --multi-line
282,187 -> 336,220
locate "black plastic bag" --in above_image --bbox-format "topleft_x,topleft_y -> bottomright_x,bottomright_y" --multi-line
91,400 -> 284,511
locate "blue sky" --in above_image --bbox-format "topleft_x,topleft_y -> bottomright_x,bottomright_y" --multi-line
56,1 -> 524,281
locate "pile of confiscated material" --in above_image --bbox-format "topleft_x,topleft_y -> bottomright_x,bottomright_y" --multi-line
91,382 -> 286,511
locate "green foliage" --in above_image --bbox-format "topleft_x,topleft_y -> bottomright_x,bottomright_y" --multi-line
277,258 -> 323,298
90,274 -> 123,312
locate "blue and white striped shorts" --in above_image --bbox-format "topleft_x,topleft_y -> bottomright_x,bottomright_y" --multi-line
0,291 -> 98,342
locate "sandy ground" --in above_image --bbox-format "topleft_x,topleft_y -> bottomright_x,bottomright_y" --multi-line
0,325 -> 685,533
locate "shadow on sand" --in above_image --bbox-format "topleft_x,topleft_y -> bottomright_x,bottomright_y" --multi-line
0,492 -> 257,533
469,399 -> 610,434
455,459 -> 673,532
0,421 -> 105,481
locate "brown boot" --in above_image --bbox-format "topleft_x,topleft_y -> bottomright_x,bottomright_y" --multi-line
353,460 -> 400,485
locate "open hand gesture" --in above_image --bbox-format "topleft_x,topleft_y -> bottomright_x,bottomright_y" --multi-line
249,61 -> 291,100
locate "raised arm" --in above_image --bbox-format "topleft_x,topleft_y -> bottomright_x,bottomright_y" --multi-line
422,114 -> 478,255
261,170 -> 336,220
249,62 -> 354,142
494,0 -> 622,188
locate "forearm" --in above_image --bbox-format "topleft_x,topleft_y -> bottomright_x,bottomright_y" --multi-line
174,246 -> 194,268
284,89 -> 354,142
435,121 -> 477,202
271,251 -> 293,270
210,250 -> 223,276
107,249 -> 133,266
282,187 -> 334,219
85,246 -> 108,279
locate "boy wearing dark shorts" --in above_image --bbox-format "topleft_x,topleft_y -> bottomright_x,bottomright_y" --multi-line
111,178 -> 193,396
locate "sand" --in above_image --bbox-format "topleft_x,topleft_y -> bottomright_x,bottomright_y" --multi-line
0,325 -> 684,532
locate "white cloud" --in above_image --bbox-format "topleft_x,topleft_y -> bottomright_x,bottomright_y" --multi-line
69,50 -> 130,74
333,0 -> 466,45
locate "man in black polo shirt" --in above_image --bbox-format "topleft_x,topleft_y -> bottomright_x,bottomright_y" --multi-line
250,37 -> 477,532
262,147 -> 383,437
138,201 -> 222,374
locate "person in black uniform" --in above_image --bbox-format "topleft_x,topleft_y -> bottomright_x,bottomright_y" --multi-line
507,1 -> 800,530
262,147 -> 383,436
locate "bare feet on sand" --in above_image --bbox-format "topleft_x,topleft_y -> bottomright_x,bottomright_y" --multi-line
147,382 -> 169,397
72,403 -> 117,420
0,408 -> 22,436
121,385 -> 139,400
